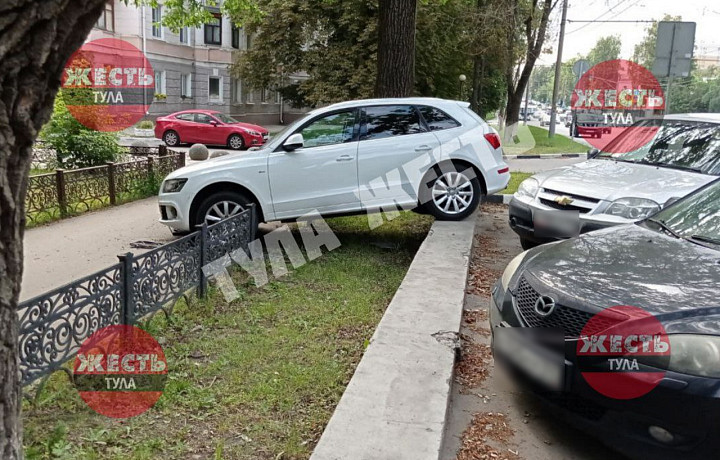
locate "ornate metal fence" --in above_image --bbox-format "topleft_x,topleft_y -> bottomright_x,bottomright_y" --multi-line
25,149 -> 185,226
18,206 -> 257,386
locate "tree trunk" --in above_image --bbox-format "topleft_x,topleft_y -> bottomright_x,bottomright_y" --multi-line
375,0 -> 417,97
503,0 -> 553,134
0,1 -> 106,457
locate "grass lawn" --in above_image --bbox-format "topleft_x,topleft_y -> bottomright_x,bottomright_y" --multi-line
524,125 -> 588,155
501,172 -> 533,195
495,124 -> 588,155
22,212 -> 433,460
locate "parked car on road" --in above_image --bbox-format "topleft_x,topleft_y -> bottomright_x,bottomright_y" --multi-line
510,114 -> 720,249
154,110 -> 269,150
492,177 -> 720,460
157,98 -> 510,234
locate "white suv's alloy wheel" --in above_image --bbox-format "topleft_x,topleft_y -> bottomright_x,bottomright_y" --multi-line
432,171 -> 474,215
205,200 -> 244,224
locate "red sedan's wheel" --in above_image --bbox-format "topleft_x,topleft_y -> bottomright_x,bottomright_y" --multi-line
228,134 -> 245,150
163,130 -> 180,147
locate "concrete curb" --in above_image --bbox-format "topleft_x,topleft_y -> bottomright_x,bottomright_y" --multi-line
311,216 -> 477,460
483,194 -> 512,205
503,153 -> 586,160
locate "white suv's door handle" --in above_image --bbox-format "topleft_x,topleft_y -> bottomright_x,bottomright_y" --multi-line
336,155 -> 354,162
415,145 -> 432,152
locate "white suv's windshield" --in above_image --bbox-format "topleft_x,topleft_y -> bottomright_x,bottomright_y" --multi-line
646,179 -> 720,250
599,119 -> 720,175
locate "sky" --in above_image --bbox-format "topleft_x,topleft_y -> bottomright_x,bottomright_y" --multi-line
537,0 -> 720,66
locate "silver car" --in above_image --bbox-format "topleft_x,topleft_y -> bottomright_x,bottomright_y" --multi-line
509,114 -> 720,249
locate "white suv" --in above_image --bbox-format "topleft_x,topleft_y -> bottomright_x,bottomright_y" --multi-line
158,98 -> 510,233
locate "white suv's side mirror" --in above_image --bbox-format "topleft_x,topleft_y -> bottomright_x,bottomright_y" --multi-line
283,133 -> 304,152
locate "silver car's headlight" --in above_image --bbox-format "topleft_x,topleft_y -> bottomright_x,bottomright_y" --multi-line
501,251 -> 529,291
640,334 -> 720,378
603,197 -> 660,220
162,178 -> 188,193
515,178 -> 539,199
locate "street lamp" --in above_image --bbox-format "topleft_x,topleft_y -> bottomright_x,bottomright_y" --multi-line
459,74 -> 467,100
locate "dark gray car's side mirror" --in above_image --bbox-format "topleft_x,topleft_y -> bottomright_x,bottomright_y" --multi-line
587,148 -> 600,159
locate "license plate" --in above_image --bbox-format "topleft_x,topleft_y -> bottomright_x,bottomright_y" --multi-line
533,209 -> 580,238
494,326 -> 565,391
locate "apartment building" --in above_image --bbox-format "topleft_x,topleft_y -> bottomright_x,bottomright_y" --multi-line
88,1 -> 307,125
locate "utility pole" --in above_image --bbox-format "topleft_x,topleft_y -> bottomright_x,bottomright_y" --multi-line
549,0 -> 568,137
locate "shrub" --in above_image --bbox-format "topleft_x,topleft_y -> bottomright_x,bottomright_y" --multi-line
137,120 -> 154,130
39,92 -> 123,169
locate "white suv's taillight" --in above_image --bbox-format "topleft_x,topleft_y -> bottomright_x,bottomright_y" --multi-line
484,133 -> 501,150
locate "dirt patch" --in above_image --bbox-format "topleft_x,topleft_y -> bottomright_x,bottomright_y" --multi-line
464,308 -> 490,337
456,412 -> 521,460
455,334 -> 492,390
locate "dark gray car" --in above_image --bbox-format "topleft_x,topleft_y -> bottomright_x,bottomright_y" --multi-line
491,178 -> 720,459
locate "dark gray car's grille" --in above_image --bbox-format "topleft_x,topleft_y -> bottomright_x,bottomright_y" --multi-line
514,276 -> 595,338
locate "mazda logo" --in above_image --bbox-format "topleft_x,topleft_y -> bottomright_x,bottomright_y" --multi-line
534,296 -> 556,317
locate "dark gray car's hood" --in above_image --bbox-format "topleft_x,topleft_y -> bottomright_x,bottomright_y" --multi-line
522,225 -> 720,333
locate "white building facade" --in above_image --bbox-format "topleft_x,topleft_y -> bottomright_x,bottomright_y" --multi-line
88,1 -> 307,125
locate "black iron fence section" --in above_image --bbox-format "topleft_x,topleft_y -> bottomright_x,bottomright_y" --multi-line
25,149 -> 185,226
17,206 -> 256,386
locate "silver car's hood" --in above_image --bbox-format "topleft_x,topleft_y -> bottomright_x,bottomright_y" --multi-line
535,159 -> 714,203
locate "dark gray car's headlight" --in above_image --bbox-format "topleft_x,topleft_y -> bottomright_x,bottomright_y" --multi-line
162,178 -> 188,193
603,197 -> 660,220
640,334 -> 720,378
501,251 -> 529,291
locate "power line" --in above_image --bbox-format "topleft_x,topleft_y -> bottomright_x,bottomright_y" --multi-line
565,0 -> 631,34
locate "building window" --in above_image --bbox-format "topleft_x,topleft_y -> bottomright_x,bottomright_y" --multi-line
261,88 -> 268,103
209,76 -> 222,101
246,33 -> 252,50
181,74 -> 192,98
155,71 -> 166,96
232,78 -> 242,103
151,6 -> 162,38
204,14 -> 222,45
179,27 -> 189,44
95,2 -> 114,32
231,26 -> 241,49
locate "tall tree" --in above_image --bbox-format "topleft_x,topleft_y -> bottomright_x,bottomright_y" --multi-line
0,3 -> 109,456
587,35 -> 621,66
375,0 -> 418,97
503,0 -> 554,135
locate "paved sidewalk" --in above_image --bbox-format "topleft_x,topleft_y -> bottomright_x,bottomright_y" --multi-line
311,215 -> 476,460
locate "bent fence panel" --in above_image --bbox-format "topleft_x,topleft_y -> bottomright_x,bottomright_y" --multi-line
17,264 -> 123,386
17,207 -> 254,387
129,232 -> 202,322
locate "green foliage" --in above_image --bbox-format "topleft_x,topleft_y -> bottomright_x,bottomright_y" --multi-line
632,14 -> 681,70
137,120 -> 154,129
587,35 -> 621,66
39,94 -> 122,169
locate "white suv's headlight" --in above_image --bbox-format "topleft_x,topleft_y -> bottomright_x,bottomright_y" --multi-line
515,178 -> 539,199
162,178 -> 188,193
501,251 -> 528,291
640,334 -> 720,378
603,197 -> 660,220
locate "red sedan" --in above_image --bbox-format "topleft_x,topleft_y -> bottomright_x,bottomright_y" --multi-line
154,110 -> 269,150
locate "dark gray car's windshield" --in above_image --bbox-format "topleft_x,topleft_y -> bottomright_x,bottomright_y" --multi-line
645,179 -> 720,250
598,120 -> 720,175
